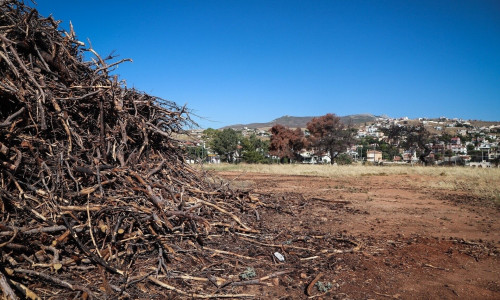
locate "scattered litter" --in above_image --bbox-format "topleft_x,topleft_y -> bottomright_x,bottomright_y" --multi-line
240,267 -> 257,280
315,281 -> 333,293
274,252 -> 285,262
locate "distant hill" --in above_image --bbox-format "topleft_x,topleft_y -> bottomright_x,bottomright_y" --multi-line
340,113 -> 381,125
223,114 -> 379,129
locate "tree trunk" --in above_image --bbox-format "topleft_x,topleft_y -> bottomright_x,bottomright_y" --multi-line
419,145 -> 432,165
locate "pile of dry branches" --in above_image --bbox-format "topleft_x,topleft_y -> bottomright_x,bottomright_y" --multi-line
0,1 -> 267,298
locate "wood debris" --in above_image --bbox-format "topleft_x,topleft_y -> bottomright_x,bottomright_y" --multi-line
0,1 -> 267,298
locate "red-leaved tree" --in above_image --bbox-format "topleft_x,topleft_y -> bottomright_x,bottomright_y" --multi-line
269,124 -> 306,163
306,113 -> 356,164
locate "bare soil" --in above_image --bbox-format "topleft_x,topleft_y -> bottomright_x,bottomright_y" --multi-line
214,171 -> 500,299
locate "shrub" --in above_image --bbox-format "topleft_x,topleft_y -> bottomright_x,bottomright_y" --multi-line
336,153 -> 353,165
242,150 -> 265,163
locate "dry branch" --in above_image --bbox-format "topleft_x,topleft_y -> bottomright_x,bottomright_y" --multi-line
0,271 -> 18,300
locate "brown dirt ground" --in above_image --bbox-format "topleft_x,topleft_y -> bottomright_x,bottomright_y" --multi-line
213,171 -> 500,300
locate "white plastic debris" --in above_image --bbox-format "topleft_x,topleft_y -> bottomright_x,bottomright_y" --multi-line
274,252 -> 285,262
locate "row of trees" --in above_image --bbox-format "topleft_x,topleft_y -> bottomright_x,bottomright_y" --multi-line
382,124 -> 433,163
194,128 -> 270,163
189,114 -> 474,166
191,114 -> 357,164
269,114 -> 356,164
381,124 -> 500,165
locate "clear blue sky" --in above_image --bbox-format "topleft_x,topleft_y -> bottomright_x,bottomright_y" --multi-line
35,1 -> 500,128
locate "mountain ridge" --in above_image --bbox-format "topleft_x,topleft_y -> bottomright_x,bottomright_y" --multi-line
222,113 -> 381,129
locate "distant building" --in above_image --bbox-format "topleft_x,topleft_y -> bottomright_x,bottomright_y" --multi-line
206,154 -> 220,164
402,150 -> 418,163
299,150 -> 331,164
366,150 -> 382,162
451,137 -> 461,145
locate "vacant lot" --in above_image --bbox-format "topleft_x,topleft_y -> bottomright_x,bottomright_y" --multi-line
203,164 -> 500,299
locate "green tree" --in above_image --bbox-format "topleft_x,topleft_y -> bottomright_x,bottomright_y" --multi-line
186,145 -> 207,162
241,134 -> 261,152
491,150 -> 500,166
240,134 -> 268,163
242,150 -> 265,163
457,133 -> 471,143
378,141 -> 400,161
382,125 -> 405,146
382,124 -> 438,164
468,150 -> 482,162
202,128 -> 219,144
440,132 -> 452,144
434,152 -> 443,161
210,128 -> 241,162
400,125 -> 433,165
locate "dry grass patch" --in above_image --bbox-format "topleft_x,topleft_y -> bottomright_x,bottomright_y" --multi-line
201,163 -> 500,206
202,163 -> 498,177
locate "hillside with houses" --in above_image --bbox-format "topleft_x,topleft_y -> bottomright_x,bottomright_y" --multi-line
184,114 -> 500,167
